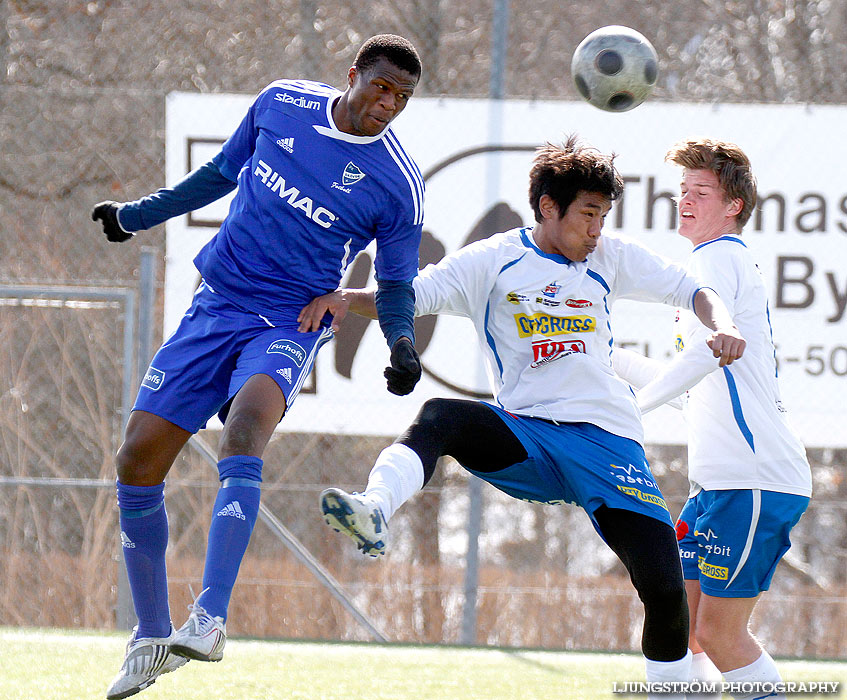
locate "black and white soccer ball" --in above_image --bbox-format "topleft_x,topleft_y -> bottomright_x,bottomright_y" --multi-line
571,26 -> 658,112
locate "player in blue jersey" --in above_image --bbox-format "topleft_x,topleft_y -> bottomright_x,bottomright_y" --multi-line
91,34 -> 424,699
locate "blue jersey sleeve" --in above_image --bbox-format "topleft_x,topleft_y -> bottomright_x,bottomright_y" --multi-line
118,151 -> 237,231
373,205 -> 422,283
375,278 -> 416,347
219,89 -> 263,177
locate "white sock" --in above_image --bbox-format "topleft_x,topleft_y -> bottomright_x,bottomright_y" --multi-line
687,651 -> 722,699
722,651 -> 786,700
645,649 -> 692,700
363,443 -> 424,522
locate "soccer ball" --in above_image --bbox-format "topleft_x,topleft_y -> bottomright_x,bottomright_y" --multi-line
571,26 -> 658,112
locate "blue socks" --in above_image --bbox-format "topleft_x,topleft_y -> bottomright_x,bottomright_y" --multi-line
116,481 -> 171,639
199,455 -> 262,620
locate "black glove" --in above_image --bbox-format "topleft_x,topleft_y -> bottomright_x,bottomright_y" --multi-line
91,201 -> 134,242
384,337 -> 421,396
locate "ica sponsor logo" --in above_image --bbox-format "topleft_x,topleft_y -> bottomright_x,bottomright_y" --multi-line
514,313 -> 595,338
254,160 -> 338,229
530,338 -> 585,367
267,339 -> 307,367
141,366 -> 165,391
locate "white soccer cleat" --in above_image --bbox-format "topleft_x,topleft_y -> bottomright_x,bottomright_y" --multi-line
106,627 -> 188,699
170,596 -> 227,663
319,487 -> 389,557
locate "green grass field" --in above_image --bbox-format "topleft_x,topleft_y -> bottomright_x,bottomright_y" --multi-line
1,628 -> 844,700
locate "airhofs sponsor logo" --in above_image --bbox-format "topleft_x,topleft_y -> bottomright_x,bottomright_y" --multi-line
267,338 -> 306,367
274,92 -> 321,110
514,313 -> 595,338
141,366 -> 165,391
565,298 -> 592,308
530,338 -> 585,368
616,484 -> 668,510
254,160 -> 337,229
698,557 -> 729,580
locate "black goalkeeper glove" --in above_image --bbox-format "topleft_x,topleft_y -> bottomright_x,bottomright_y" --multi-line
91,201 -> 134,242
384,337 -> 421,396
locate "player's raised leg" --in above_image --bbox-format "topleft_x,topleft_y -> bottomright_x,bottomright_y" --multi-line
171,374 -> 285,662
108,411 -> 192,699
321,398 -> 527,556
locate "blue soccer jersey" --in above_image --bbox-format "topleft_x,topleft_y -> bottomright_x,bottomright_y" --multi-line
193,79 -> 424,321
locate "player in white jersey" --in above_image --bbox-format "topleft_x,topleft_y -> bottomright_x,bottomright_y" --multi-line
301,137 -> 746,700
614,139 -> 811,700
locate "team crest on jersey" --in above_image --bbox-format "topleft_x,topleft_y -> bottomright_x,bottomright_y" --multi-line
542,282 -> 561,298
342,162 -> 366,186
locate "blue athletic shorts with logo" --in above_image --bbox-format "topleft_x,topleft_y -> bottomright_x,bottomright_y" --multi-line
134,283 -> 334,433
675,488 -> 809,598
466,405 -> 674,533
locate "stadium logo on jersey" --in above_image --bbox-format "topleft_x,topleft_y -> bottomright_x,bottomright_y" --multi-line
542,281 -> 561,298
507,291 -> 530,304
216,501 -> 246,520
514,313 -> 595,338
254,160 -> 338,229
530,338 -> 585,368
565,298 -> 592,308
267,339 -> 306,366
274,92 -> 321,110
141,366 -> 165,391
276,137 -> 294,153
342,162 -> 366,186
276,367 -> 293,384
120,532 -> 136,549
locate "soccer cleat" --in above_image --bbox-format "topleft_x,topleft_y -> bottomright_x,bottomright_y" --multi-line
106,627 -> 188,699
170,596 -> 227,662
319,487 -> 389,557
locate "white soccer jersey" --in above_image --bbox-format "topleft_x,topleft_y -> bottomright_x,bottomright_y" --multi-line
413,227 -> 701,445
673,236 -> 811,496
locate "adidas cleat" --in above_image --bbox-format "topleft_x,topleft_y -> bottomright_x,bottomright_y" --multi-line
106,627 -> 188,699
170,595 -> 226,662
319,487 -> 389,557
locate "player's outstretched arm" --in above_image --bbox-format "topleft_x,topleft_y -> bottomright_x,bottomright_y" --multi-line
92,201 -> 134,242
297,288 -> 377,333
693,288 -> 746,366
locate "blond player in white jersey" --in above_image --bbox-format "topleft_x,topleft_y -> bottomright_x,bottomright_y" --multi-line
614,139 -> 811,700
300,137 -> 746,700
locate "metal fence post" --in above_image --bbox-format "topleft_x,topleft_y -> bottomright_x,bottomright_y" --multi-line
460,0 -> 510,646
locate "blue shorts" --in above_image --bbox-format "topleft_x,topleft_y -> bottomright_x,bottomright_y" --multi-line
676,488 -> 809,597
134,283 -> 334,433
467,406 -> 674,532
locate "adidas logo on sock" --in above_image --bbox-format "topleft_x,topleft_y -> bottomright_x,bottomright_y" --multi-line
120,531 -> 136,549
216,501 -> 246,520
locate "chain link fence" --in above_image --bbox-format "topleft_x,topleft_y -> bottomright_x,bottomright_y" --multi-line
1,0 -> 845,657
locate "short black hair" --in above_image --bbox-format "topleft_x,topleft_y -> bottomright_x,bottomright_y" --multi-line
528,135 -> 624,223
354,34 -> 422,78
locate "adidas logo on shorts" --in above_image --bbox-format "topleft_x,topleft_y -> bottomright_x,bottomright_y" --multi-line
216,501 -> 246,520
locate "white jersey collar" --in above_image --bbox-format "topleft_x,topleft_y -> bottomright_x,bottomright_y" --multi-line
313,91 -> 390,144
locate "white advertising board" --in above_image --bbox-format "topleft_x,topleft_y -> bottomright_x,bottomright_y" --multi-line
166,93 -> 847,446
